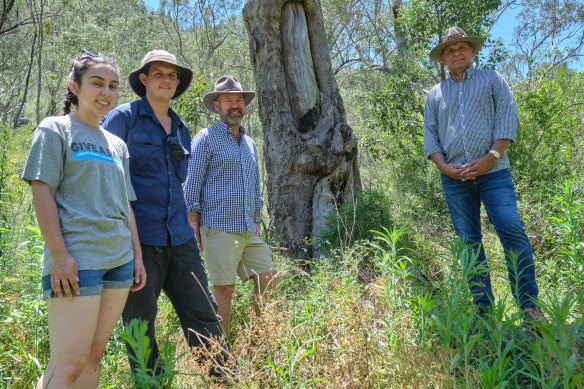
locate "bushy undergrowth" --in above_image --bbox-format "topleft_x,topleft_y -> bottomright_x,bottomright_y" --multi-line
1,122 -> 583,388
316,190 -> 394,253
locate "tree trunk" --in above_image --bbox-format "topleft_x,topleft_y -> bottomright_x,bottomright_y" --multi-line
243,0 -> 361,260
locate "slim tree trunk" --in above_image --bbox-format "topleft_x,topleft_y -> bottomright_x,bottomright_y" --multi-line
13,1 -> 37,128
35,0 -> 44,125
243,0 -> 361,260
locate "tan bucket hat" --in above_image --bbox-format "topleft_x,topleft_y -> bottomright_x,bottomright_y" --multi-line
128,50 -> 193,99
203,76 -> 255,114
429,27 -> 484,63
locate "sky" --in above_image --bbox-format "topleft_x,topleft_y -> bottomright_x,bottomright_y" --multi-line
142,0 -> 519,46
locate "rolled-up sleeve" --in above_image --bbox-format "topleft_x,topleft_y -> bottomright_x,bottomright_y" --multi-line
184,130 -> 210,212
423,88 -> 443,158
491,71 -> 519,142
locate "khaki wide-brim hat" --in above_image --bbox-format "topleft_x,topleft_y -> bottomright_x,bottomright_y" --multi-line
203,76 -> 255,114
429,27 -> 484,63
128,50 -> 193,100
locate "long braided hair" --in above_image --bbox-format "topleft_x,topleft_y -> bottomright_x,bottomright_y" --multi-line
62,53 -> 118,115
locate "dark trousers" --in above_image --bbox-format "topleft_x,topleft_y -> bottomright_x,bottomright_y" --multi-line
122,237 -> 222,371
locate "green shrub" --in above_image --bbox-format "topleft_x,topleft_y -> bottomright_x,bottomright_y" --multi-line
316,190 -> 393,252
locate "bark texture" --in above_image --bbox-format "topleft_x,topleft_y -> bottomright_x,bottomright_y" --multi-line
243,0 -> 361,260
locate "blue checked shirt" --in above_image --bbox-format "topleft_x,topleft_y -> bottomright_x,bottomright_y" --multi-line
423,66 -> 519,173
184,121 -> 263,233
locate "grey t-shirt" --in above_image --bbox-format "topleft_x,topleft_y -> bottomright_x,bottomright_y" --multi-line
22,115 -> 137,276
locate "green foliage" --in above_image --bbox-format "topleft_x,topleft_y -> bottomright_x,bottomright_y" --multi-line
170,72 -> 209,133
522,293 -> 584,388
317,190 -> 393,252
0,1 -> 583,387
511,0 -> 584,76
116,319 -> 185,388
547,178 -> 584,300
511,68 -> 584,187
361,58 -> 427,162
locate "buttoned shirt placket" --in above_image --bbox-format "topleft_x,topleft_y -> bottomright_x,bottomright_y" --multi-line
456,75 -> 471,164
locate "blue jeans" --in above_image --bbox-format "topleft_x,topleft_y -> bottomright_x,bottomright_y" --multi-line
441,168 -> 539,309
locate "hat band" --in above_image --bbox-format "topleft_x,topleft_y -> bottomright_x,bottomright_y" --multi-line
215,88 -> 245,93
440,32 -> 464,45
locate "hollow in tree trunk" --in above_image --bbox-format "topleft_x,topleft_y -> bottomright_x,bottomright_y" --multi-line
243,0 -> 361,260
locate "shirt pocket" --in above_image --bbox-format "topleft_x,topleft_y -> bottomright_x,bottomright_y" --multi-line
129,132 -> 164,172
173,146 -> 190,183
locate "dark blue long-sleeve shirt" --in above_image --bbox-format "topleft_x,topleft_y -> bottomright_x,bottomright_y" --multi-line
101,96 -> 193,246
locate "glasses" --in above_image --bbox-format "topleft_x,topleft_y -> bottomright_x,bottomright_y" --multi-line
76,48 -> 117,64
167,135 -> 186,161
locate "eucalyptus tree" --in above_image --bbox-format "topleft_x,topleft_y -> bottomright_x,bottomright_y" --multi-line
508,0 -> 584,80
243,0 -> 361,260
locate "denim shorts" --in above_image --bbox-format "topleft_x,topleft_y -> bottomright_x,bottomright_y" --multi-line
42,260 -> 134,299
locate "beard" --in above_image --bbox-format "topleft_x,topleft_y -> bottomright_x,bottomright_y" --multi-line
218,108 -> 244,126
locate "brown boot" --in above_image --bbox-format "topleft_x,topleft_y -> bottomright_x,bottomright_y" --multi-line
525,305 -> 547,323
524,305 -> 547,336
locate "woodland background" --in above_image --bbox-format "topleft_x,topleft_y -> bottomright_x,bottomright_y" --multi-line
0,0 -> 583,387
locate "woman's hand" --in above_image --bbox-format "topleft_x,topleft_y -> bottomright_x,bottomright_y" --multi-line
130,258 -> 147,292
50,252 -> 80,300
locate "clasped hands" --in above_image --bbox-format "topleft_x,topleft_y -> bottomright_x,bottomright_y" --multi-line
444,154 -> 497,181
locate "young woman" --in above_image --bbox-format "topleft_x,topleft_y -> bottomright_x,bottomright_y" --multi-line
22,50 -> 146,388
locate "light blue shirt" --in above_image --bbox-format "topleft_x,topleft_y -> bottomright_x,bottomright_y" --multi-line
423,65 -> 519,173
184,121 -> 263,233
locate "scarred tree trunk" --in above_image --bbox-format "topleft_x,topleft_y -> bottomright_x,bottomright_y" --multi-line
243,0 -> 361,260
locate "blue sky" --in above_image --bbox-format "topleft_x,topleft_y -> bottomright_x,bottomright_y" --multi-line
143,0 -> 518,45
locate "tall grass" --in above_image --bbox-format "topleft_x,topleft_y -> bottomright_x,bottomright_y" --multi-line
0,124 -> 582,387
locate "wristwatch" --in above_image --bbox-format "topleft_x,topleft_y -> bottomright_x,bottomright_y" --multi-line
489,149 -> 500,159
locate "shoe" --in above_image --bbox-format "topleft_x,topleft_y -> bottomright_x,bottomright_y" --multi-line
523,305 -> 547,336
524,305 -> 546,324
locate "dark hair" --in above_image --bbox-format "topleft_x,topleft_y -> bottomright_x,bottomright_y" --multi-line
141,62 -> 180,78
141,62 -> 151,76
62,54 -> 119,115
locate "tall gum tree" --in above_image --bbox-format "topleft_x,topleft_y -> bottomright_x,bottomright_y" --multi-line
243,0 -> 361,260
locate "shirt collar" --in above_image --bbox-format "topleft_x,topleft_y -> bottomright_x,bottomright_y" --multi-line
214,120 -> 246,136
137,96 -> 185,132
448,65 -> 476,83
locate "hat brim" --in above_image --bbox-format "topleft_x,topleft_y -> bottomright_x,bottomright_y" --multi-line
128,61 -> 194,100
429,36 -> 484,63
203,91 -> 256,114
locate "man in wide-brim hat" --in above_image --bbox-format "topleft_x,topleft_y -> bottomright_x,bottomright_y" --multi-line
422,28 -> 546,328
102,50 -> 223,375
429,26 -> 484,64
185,76 -> 278,338
128,49 -> 193,99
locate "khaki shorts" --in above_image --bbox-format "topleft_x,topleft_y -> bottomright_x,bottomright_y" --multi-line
200,226 -> 275,285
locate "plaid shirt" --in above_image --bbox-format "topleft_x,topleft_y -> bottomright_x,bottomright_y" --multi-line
184,121 -> 263,233
423,66 -> 519,173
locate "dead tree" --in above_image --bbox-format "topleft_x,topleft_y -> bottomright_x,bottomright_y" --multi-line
243,0 -> 361,260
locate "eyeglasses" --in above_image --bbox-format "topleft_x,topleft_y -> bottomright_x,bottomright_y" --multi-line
167,135 -> 186,161
76,48 -> 117,64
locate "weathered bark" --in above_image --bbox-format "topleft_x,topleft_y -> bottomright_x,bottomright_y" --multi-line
243,0 -> 361,260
